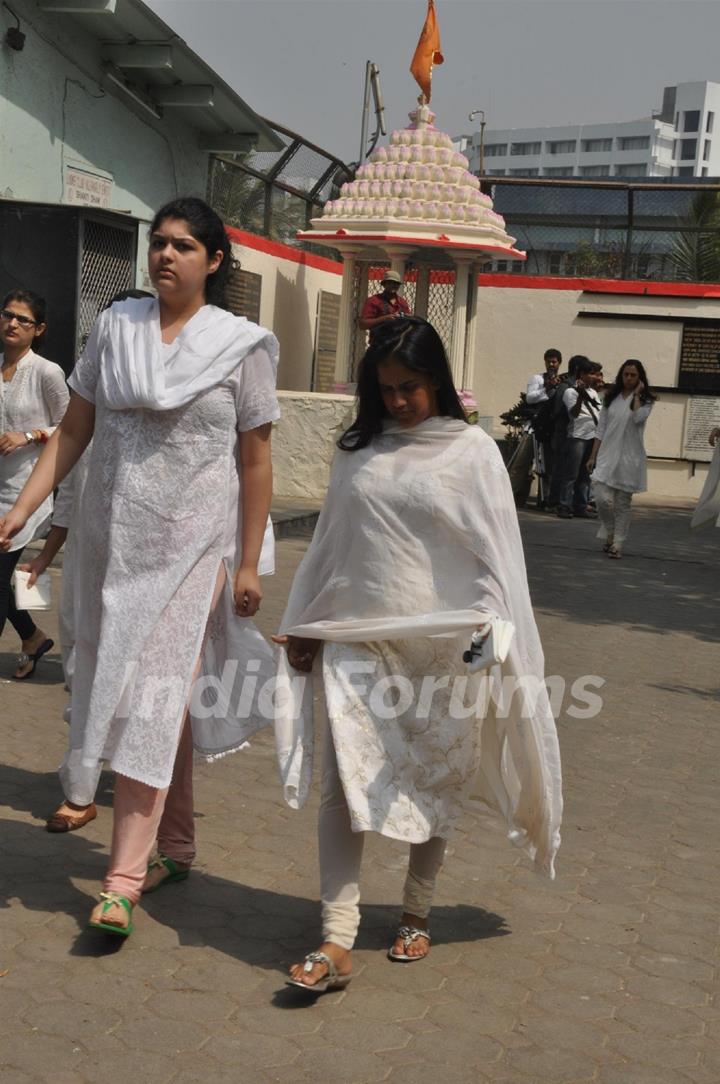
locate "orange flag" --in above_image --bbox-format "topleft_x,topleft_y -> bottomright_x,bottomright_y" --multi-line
410,0 -> 444,102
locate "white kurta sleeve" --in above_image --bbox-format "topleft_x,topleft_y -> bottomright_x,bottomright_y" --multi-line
234,344 -> 281,432
40,363 -> 70,431
68,314 -> 105,403
596,405 -> 608,440
632,402 -> 653,425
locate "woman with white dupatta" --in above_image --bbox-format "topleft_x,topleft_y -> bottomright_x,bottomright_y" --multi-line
690,427 -> 720,531
274,318 -> 562,995
0,197 -> 280,937
587,359 -> 656,560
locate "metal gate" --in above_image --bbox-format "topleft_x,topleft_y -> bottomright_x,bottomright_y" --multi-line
77,217 -> 136,354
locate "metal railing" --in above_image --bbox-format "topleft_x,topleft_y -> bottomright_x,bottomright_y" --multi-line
478,177 -> 720,283
207,119 -> 351,251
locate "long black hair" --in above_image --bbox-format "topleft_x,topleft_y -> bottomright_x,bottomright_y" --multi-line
337,316 -> 467,451
604,359 -> 657,408
150,197 -> 231,308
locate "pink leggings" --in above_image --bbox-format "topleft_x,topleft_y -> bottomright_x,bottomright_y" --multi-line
104,566 -> 226,904
104,719 -> 195,903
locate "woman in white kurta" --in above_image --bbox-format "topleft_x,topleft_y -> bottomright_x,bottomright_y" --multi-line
0,198 -> 280,936
587,359 -> 655,559
0,290 -> 69,678
275,318 -> 562,994
690,428 -> 720,531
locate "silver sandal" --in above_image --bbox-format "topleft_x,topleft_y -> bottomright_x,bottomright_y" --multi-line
286,951 -> 352,995
388,924 -> 431,962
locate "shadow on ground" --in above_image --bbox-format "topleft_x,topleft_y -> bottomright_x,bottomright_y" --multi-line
519,504 -> 720,642
0,813 -> 507,980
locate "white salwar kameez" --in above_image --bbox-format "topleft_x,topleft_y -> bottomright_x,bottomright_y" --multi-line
691,444 -> 720,531
0,350 -> 69,550
275,418 -> 563,877
592,394 -> 652,548
63,298 -> 280,800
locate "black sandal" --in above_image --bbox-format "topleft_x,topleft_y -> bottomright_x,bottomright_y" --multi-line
13,638 -> 54,681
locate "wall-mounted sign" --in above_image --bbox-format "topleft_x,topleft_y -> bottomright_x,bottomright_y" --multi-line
64,165 -> 113,209
679,320 -> 720,393
682,396 -> 720,462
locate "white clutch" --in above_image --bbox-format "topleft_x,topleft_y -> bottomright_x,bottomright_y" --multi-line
12,569 -> 52,611
463,617 -> 515,672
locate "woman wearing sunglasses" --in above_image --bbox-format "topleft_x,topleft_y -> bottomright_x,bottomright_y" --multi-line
0,290 -> 69,679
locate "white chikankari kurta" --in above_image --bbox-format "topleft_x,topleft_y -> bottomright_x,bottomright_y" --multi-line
275,418 -> 563,877
593,394 -> 653,493
0,350 -> 69,551
64,299 -> 280,793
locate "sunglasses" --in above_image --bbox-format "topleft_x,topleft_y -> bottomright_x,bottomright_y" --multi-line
1,309 -> 38,328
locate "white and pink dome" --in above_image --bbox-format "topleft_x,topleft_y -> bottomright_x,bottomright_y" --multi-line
303,105 -> 523,258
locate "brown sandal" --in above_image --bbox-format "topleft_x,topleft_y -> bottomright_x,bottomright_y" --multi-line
46,802 -> 97,833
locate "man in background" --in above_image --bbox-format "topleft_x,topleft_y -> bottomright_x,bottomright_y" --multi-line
557,359 -> 604,519
358,270 -> 411,342
526,349 -> 562,507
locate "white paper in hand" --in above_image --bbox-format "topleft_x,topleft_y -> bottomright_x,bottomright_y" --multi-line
12,569 -> 52,611
463,617 -> 515,672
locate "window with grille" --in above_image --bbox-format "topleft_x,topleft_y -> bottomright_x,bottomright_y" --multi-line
77,218 -> 135,355
510,142 -> 541,156
484,144 -> 507,157
226,267 -> 262,323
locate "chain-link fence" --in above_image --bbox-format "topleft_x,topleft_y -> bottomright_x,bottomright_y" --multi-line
207,120 -> 351,251
479,177 -> 720,283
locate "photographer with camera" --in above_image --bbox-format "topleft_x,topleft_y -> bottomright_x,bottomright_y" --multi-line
359,271 -> 411,344
557,358 -> 603,519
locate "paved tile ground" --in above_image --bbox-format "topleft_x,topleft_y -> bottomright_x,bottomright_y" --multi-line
1,501 -> 719,1084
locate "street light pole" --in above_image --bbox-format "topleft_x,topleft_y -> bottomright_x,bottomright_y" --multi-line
469,109 -> 486,175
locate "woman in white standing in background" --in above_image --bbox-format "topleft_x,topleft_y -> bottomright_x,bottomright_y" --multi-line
0,290 -> 68,679
588,359 -> 656,559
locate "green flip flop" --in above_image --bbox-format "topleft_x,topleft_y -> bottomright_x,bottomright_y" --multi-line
143,854 -> 191,894
88,892 -> 134,937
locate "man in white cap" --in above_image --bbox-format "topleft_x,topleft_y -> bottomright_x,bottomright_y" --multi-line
359,270 -> 411,342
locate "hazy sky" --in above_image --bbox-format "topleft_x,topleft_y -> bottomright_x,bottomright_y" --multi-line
145,1 -> 720,163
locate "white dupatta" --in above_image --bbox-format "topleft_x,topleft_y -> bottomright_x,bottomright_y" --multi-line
274,418 -> 563,877
95,297 -> 278,411
691,444 -> 720,531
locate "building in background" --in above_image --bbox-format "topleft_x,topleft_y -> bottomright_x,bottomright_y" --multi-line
458,81 -> 720,180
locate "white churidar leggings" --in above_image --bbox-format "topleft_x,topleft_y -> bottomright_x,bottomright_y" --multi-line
594,481 -> 634,547
318,722 -> 447,951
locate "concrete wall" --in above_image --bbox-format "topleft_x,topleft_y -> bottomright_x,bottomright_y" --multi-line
272,390 -> 354,500
0,0 -> 207,218
227,230 -> 342,392
472,277 -> 716,498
